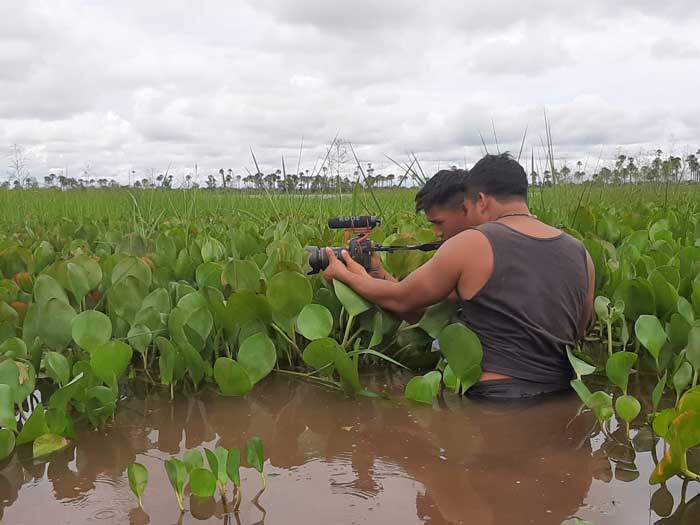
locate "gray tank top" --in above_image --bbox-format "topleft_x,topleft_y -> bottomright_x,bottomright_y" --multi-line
458,221 -> 589,386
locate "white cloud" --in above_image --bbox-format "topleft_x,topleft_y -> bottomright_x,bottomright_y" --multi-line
650,37 -> 700,60
1,0 -> 699,183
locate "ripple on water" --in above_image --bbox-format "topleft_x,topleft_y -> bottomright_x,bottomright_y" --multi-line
93,509 -> 116,520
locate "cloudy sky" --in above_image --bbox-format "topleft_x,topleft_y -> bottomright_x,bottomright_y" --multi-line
2,0 -> 699,185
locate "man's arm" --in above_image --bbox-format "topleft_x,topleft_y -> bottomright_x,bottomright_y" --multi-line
323,230 -> 481,314
578,250 -> 596,338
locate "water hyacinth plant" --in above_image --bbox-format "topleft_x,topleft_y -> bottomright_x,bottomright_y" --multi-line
127,437 -> 267,515
0,182 -> 698,493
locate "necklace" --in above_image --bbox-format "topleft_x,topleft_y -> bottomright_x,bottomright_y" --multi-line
495,211 -> 537,221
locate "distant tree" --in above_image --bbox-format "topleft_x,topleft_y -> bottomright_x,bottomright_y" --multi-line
8,144 -> 30,187
687,153 -> 699,183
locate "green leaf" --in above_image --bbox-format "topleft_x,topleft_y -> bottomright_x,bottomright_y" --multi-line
189,467 -> 217,498
45,351 -> 70,387
66,262 -> 90,303
0,337 -> 27,359
127,324 -> 152,355
634,314 -> 667,365
85,386 -> 117,428
112,256 -> 152,288
226,448 -> 241,487
650,446 -> 683,485
404,370 -> 441,404
213,357 -> 253,396
48,372 -> 85,411
38,299 -> 76,351
678,296 -> 695,324
16,404 -> 49,445
179,341 -> 205,386
672,361 -> 693,398
45,408 -> 76,439
652,408 -> 677,439
165,458 -> 187,509
605,351 -> 637,394
71,310 -> 112,351
223,259 -> 261,293
652,372 -> 668,411
90,341 -> 133,384
128,463 -> 148,507
570,379 -> 592,405
615,278 -> 656,320
296,304 -> 333,341
594,296 -> 611,322
443,364 -> 459,392
206,447 -> 229,488
0,359 -> 35,405
567,347 -> 597,379
332,346 -> 362,394
183,449 -> 203,473
589,391 -> 614,423
72,255 -> 102,290
142,287 -> 171,314
615,395 -> 641,424
668,313 -> 690,352
245,436 -> 265,473
156,337 -> 184,386
333,280 -> 372,317
223,291 -> 272,343
195,262 -> 223,290
417,301 -> 456,339
201,236 -> 225,263
0,428 -> 15,460
686,326 -> 700,372
33,274 -> 69,305
368,310 -> 384,348
267,271 -> 312,321
32,433 -> 68,458
237,332 -> 277,384
649,270 -> 678,320
673,410 -> 700,449
437,323 -> 483,391
302,337 -> 337,374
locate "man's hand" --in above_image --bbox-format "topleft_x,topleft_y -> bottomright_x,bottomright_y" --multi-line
322,248 -> 368,282
368,252 -> 397,282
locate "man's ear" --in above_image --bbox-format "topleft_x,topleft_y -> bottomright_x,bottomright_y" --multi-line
477,192 -> 488,211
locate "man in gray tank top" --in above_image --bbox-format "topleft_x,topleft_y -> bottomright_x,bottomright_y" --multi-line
323,153 -> 595,399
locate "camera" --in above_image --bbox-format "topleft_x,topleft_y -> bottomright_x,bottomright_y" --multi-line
305,216 -> 379,274
304,215 -> 441,275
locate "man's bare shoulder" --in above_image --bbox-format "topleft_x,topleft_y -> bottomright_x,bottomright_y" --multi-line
440,228 -> 492,253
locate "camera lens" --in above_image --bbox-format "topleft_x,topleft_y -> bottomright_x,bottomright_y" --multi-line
304,246 -> 343,274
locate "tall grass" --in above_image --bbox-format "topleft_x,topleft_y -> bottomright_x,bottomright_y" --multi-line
0,184 -> 697,236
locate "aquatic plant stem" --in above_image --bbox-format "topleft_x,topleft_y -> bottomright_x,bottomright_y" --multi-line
271,323 -> 302,358
234,487 -> 242,511
342,315 -> 355,348
606,320 -> 613,356
692,370 -> 698,388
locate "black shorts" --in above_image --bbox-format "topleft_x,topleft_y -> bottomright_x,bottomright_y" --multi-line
466,378 -> 571,400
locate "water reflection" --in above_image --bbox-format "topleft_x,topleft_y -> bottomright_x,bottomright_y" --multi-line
0,372 -> 698,524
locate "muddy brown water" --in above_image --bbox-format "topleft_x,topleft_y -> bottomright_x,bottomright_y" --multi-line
1,372 -> 699,525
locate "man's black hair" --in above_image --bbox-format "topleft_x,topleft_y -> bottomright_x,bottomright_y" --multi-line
466,152 -> 528,201
414,168 -> 469,213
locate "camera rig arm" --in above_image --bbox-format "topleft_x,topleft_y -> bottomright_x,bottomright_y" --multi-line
369,241 -> 443,253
